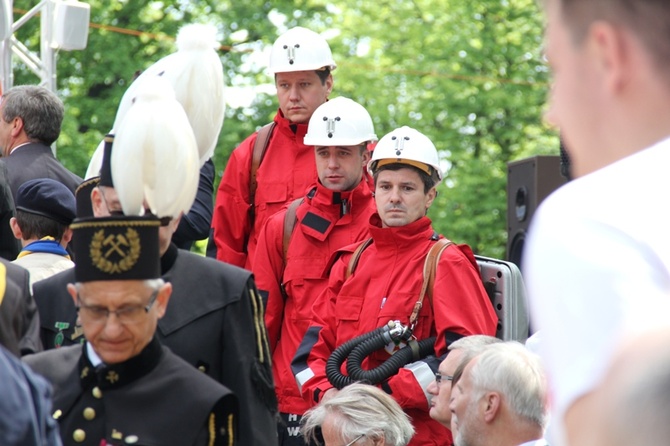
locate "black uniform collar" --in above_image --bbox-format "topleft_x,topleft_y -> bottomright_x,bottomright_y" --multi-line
160,243 -> 179,275
79,336 -> 163,390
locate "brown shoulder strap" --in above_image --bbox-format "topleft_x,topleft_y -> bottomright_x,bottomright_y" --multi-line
408,239 -> 453,328
345,238 -> 374,279
282,198 -> 304,263
249,122 -> 276,216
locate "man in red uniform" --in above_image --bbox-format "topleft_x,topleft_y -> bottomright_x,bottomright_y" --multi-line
211,27 -> 336,270
254,97 -> 377,445
292,126 -> 498,446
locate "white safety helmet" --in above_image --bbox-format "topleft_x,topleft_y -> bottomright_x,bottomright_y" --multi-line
368,126 -> 443,184
304,97 -> 377,147
268,26 -> 337,74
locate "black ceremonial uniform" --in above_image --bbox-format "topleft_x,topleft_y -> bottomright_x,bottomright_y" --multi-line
0,258 -> 42,355
34,244 -> 278,446
24,337 -> 237,446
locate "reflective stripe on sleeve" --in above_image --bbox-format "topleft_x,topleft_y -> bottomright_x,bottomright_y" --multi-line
404,360 -> 435,408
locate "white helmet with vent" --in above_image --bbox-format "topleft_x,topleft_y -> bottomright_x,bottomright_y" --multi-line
268,26 -> 337,74
304,97 -> 377,146
368,126 -> 443,183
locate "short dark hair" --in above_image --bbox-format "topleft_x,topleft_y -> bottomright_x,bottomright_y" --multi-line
315,68 -> 332,85
15,210 -> 69,242
373,163 -> 436,193
1,85 -> 64,145
556,0 -> 670,74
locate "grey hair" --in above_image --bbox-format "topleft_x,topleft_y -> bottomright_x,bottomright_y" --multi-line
449,334 -> 501,365
469,342 -> 548,429
1,85 -> 64,145
301,383 -> 415,446
76,278 -> 165,292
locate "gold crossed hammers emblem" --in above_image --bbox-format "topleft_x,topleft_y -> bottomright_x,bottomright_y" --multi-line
90,228 -> 141,274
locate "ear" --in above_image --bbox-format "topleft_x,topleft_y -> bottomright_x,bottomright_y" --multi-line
61,227 -> 73,246
9,217 -> 22,240
67,283 -> 78,305
325,73 -> 334,97
154,282 -> 172,319
10,116 -> 24,138
589,21 -> 630,93
90,187 -> 105,216
482,392 -> 502,423
361,148 -> 371,166
425,186 -> 437,209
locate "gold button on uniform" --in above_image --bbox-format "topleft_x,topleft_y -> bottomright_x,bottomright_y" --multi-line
73,429 -> 86,442
83,407 -> 96,420
198,365 -> 206,372
92,387 -> 102,399
52,409 -> 62,420
125,435 -> 139,444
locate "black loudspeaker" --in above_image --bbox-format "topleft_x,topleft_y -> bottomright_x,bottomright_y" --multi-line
507,155 -> 567,270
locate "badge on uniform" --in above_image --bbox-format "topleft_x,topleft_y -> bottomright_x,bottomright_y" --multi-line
54,321 -> 70,348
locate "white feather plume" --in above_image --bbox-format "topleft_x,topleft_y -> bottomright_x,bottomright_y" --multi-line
110,23 -> 224,167
111,77 -> 200,219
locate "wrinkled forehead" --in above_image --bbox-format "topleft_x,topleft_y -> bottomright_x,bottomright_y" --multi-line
77,280 -> 150,303
441,349 -> 466,374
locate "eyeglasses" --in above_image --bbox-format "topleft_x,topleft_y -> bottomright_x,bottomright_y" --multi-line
76,289 -> 159,326
99,186 -> 172,226
345,434 -> 365,446
435,372 -> 453,386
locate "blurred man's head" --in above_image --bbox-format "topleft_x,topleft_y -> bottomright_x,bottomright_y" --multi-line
542,0 -> 670,177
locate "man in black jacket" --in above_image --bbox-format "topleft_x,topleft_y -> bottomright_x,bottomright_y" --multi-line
0,85 -> 82,202
34,138 -> 278,445
25,215 -> 237,445
0,257 -> 41,356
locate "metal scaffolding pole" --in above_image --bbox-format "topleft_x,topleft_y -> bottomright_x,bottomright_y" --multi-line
0,0 -> 57,93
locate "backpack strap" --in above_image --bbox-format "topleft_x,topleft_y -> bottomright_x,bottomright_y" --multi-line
345,238 -> 374,279
249,122 -> 277,222
282,198 -> 304,263
408,239 -> 453,330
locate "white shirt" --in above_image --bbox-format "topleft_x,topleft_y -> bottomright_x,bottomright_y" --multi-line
524,137 -> 670,445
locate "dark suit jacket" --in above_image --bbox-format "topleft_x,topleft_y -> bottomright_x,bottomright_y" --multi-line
1,142 -> 83,202
0,162 -> 20,261
34,245 -> 278,446
0,258 -> 42,356
172,158 -> 215,250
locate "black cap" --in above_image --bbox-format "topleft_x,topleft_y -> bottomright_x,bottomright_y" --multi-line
15,178 -> 77,226
75,177 -> 100,218
70,216 -> 161,282
99,134 -> 115,188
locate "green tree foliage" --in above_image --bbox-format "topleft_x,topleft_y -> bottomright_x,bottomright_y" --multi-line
8,0 -> 558,257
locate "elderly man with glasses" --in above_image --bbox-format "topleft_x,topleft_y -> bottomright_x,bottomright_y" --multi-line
24,214 -> 238,445
426,335 -> 500,439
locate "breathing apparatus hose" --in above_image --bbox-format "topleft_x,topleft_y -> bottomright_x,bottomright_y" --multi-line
326,324 -> 390,389
346,335 -> 436,383
326,320 -> 436,389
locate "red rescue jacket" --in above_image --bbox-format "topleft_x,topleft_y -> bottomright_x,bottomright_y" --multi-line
255,178 -> 376,414
292,215 -> 498,445
212,109 -> 317,269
